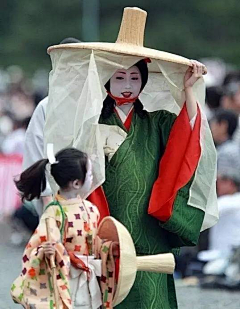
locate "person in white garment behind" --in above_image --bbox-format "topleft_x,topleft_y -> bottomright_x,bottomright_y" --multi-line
209,168 -> 240,256
198,153 -> 240,277
198,109 -> 240,262
23,37 -> 81,216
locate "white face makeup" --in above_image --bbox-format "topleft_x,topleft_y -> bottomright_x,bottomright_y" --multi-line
79,159 -> 93,196
110,65 -> 142,99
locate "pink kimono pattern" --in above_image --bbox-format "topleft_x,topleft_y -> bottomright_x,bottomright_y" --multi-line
11,195 -> 99,309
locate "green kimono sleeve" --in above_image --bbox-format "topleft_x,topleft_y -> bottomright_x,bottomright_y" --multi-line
160,178 -> 205,248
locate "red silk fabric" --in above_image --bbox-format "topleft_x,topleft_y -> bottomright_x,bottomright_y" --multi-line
68,251 -> 90,273
114,107 -> 134,131
88,104 -> 201,224
107,91 -> 137,106
87,187 -> 110,223
148,104 -> 202,222
123,109 -> 134,131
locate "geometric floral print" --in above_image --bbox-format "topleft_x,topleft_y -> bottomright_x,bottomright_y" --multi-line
11,195 -> 99,308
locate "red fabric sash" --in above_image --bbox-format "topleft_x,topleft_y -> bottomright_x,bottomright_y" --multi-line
148,104 -> 202,222
114,107 -> 134,131
68,251 -> 90,273
107,91 -> 138,106
87,187 -> 110,223
123,109 -> 134,131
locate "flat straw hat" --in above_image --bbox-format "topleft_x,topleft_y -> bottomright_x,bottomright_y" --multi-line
97,216 -> 175,306
47,7 -> 206,72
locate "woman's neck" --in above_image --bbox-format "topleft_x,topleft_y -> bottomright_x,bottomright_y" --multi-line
116,103 -> 133,115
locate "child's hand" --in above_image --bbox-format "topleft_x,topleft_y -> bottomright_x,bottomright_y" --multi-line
42,242 -> 56,259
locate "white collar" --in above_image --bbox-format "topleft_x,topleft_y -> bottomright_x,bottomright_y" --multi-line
115,105 -> 134,123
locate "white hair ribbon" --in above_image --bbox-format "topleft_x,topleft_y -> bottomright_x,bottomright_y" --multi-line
46,143 -> 59,165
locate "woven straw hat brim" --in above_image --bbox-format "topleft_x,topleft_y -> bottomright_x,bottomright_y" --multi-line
97,216 -> 137,306
47,7 -> 207,73
47,42 -> 191,67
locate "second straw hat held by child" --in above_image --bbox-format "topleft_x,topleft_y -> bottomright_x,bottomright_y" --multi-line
11,146 -> 103,309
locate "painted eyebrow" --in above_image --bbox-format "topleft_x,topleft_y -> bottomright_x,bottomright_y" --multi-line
116,71 -> 139,75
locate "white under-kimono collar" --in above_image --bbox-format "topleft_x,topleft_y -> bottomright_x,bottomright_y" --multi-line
115,105 -> 134,123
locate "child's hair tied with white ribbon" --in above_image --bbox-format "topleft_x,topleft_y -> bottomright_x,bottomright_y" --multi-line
46,143 -> 59,165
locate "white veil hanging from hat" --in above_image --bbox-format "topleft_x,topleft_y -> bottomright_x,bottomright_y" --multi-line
44,49 -> 218,231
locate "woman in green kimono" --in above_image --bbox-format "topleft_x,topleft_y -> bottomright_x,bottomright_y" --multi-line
90,58 -> 205,309
44,7 -> 217,309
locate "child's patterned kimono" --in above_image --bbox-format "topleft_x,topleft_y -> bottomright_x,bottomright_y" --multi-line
11,195 -> 100,309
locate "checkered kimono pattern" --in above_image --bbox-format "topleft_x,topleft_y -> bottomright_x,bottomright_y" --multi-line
11,196 -> 99,308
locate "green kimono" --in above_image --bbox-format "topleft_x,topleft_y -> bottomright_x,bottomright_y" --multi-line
99,109 -> 204,309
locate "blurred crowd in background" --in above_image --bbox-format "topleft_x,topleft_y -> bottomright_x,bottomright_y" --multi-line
0,66 -> 47,210
0,66 -> 48,152
177,58 -> 240,291
0,56 -> 240,291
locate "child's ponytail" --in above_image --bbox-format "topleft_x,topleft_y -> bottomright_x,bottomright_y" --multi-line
15,159 -> 49,201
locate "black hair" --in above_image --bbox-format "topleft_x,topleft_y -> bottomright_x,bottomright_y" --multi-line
212,109 -> 238,138
15,148 -> 88,201
14,117 -> 31,130
206,86 -> 222,110
59,37 -> 81,44
222,71 -> 240,86
101,59 -> 148,119
222,71 -> 240,99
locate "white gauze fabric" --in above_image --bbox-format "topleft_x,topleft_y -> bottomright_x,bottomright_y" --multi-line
44,49 -> 218,231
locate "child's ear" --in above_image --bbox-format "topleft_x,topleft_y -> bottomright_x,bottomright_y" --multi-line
72,179 -> 82,190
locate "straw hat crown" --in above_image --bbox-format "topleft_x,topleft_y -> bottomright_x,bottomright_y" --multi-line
48,6 -> 206,72
116,7 -> 146,46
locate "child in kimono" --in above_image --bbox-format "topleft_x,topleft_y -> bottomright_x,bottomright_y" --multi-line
11,147 -> 102,309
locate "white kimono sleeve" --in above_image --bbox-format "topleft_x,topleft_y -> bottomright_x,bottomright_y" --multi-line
23,96 -> 52,199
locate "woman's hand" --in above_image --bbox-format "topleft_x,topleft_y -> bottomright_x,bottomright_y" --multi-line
183,60 -> 205,119
42,242 -> 56,259
184,60 -> 205,89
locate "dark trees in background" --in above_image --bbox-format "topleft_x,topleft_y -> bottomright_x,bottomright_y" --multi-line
1,0 -> 240,73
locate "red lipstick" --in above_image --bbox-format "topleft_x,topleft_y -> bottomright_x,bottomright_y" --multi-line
121,92 -> 132,98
